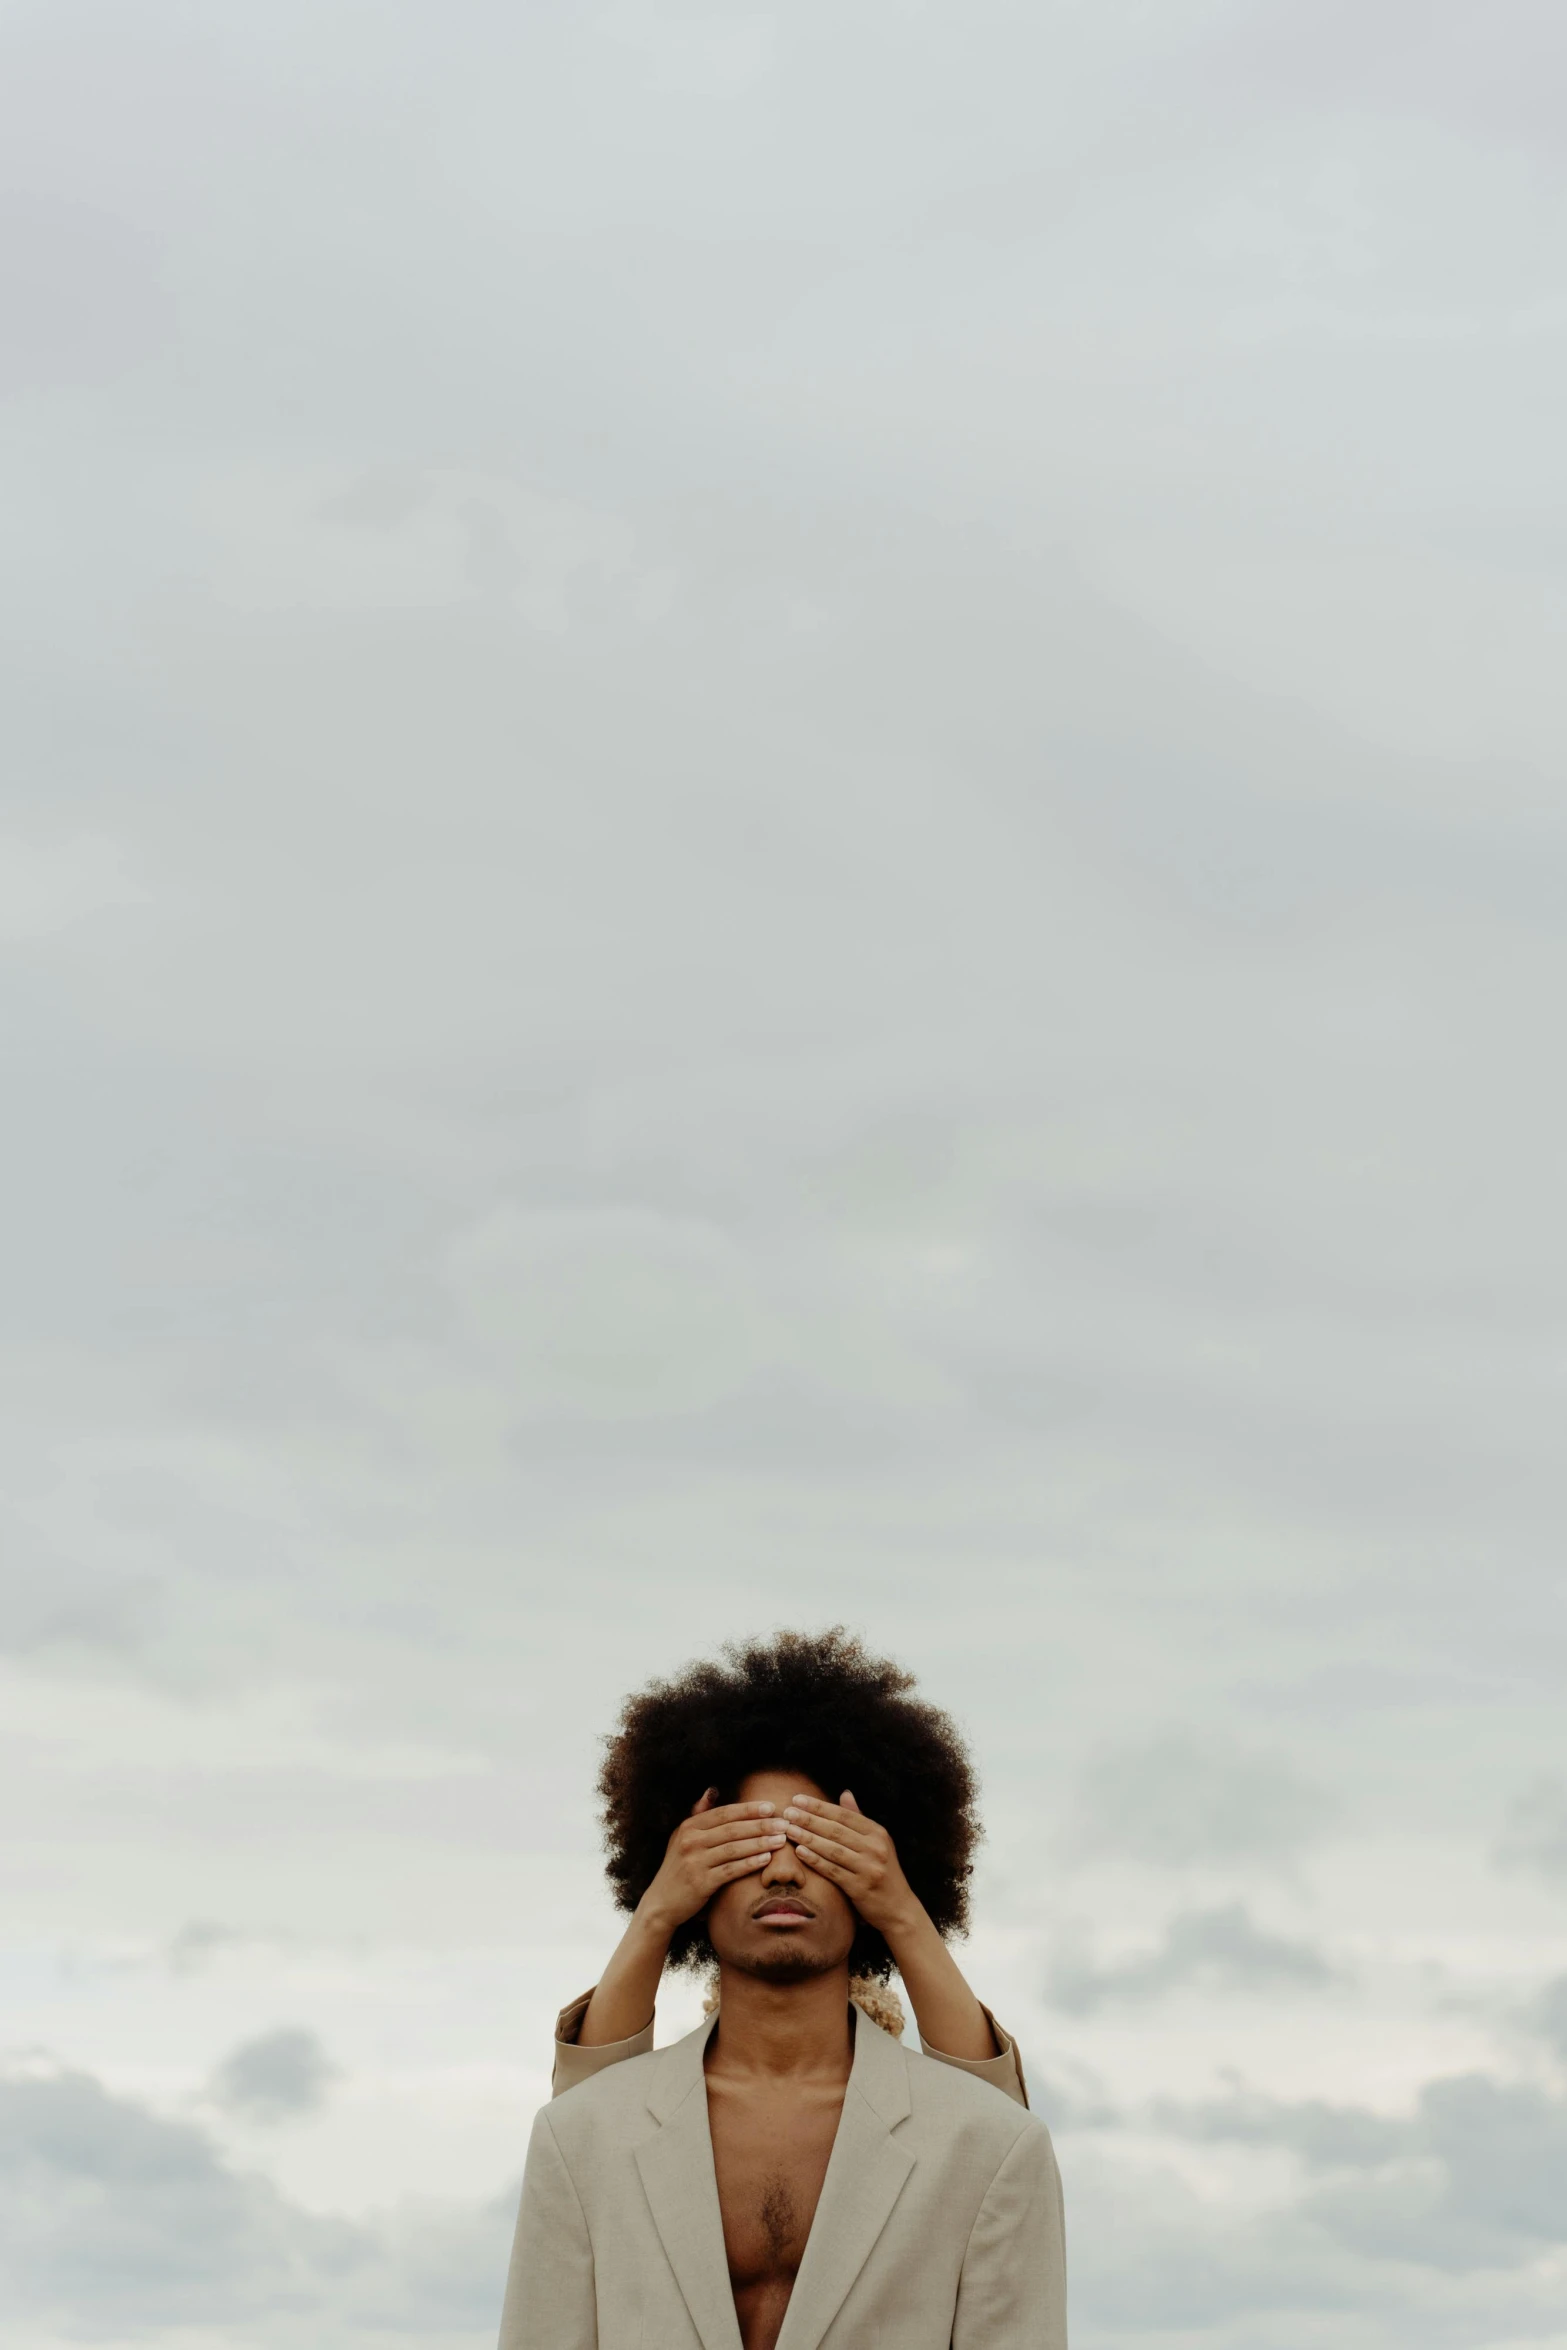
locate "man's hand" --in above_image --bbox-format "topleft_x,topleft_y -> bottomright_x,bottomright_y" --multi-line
781,1790 -> 922,1938
782,1789 -> 999,2062
637,1791 -> 788,1936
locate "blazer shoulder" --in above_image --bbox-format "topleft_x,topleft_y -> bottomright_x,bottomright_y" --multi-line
900,2039 -> 1047,2149
545,2042 -> 665,2136
545,2039 -> 704,2152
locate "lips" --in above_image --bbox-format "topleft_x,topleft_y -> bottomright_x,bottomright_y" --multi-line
754,1898 -> 812,1921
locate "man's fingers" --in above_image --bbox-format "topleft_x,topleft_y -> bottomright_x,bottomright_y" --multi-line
720,1852 -> 770,1879
791,1836 -> 849,1883
787,1794 -> 868,1826
690,1799 -> 778,1831
691,1821 -> 786,1857
792,1830 -> 861,1874
703,1832 -> 786,1866
786,1797 -> 875,1844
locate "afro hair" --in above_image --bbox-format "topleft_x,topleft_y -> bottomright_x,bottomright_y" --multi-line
597,1626 -> 981,1980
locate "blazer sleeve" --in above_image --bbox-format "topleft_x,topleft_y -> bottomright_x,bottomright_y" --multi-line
551,1986 -> 655,2098
920,2004 -> 1030,2108
952,2118 -> 1068,2350
497,2107 -> 596,2350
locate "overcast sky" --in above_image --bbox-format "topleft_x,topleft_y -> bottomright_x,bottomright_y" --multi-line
5,2 -> 1567,2345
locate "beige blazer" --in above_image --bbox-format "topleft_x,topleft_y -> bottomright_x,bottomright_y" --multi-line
498,2006 -> 1067,2350
550,1988 -> 1031,2109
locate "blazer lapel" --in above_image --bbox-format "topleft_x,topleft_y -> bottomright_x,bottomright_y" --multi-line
774,2014 -> 916,2350
634,2017 -> 743,2350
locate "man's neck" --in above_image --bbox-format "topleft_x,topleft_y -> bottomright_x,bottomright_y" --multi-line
705,1963 -> 855,2083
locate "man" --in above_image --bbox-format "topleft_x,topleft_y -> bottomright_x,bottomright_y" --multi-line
498,1628 -> 1067,2350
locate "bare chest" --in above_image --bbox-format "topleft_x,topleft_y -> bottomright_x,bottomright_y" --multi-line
706,2080 -> 847,2350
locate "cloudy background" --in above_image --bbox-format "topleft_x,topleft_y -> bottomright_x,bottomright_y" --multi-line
4,0 -> 1567,2343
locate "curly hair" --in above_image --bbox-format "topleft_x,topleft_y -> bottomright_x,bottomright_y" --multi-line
597,1627 -> 981,1980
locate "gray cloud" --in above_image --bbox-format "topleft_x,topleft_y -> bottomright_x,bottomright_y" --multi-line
1496,1778 -> 1567,1887
0,2062 -> 510,2344
0,2061 -> 367,2328
1049,1904 -> 1341,2013
1037,2066 -> 1567,2348
0,190 -> 171,395
209,2029 -> 339,2123
1320,2074 -> 1567,2270
167,1919 -> 249,1974
1207,0 -> 1567,151
1522,1974 -> 1567,2063
1069,2182 -> 1567,2350
1128,2069 -> 1567,2324
1156,2071 -> 1567,2271
1155,2084 -> 1410,2169
3,2 -> 1566,2344
1068,1737 -> 1336,1871
0,1506 -> 156,1658
6,2053 -> 1564,2350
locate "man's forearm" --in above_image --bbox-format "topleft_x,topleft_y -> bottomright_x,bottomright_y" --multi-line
577,1905 -> 673,2046
881,1905 -> 1000,2061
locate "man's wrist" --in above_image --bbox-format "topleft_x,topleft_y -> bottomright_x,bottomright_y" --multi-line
630,1895 -> 681,1947
873,1897 -> 929,1954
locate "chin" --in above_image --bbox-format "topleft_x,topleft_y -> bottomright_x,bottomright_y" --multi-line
726,1944 -> 846,1985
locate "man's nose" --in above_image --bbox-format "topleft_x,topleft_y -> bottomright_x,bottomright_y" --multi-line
758,1831 -> 807,1885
